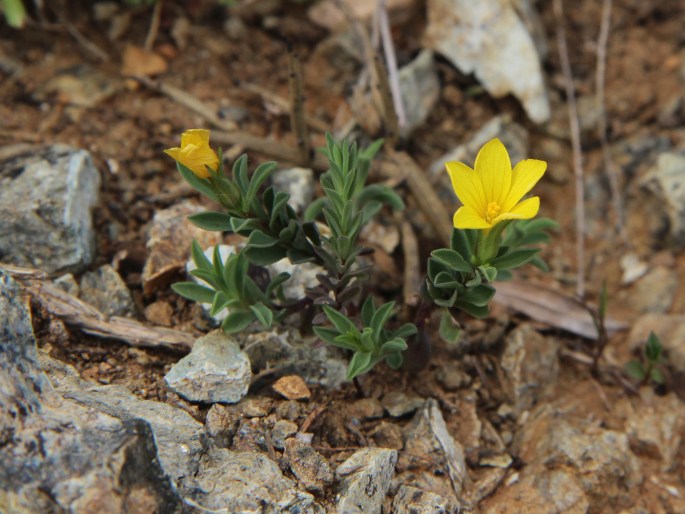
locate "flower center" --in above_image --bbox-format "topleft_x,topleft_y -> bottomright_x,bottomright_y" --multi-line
485,202 -> 501,223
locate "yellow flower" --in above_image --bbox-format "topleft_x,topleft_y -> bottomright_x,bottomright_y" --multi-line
446,138 -> 546,230
164,129 -> 219,179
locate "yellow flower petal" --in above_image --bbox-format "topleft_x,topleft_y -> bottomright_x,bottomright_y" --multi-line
181,129 -> 211,148
446,161 -> 486,215
493,196 -> 540,223
474,138 -> 512,207
503,159 -> 546,212
163,147 -> 180,160
453,205 -> 492,230
178,144 -> 219,179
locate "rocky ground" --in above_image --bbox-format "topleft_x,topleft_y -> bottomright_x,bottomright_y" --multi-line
2,0 -> 685,513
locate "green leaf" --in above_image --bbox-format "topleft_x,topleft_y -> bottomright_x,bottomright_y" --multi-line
177,162 -> 219,202
313,326 -> 341,345
2,0 -> 27,28
451,229 -> 477,260
433,271 -> 459,289
303,197 -> 328,222
355,184 -> 405,211
233,154 -> 249,194
359,138 -> 384,160
266,272 -> 291,297
393,323 -> 417,339
210,291 -> 231,316
529,256 -> 550,272
438,311 -> 462,344
650,367 -> 665,385
246,162 -> 278,208
221,310 -> 255,334
461,284 -> 496,307
187,211 -> 232,232
381,338 -> 408,353
246,230 -> 279,248
625,360 -> 645,380
370,301 -> 395,337
322,305 -> 357,334
250,302 -> 274,328
361,297 -> 375,326
360,327 -> 376,352
191,240 -> 213,271
431,249 -> 473,272
455,301 -> 490,318
385,352 -> 403,370
479,266 -> 498,283
489,248 -> 540,270
598,281 -> 608,322
346,351 -> 374,380
189,268 -> 221,290
242,244 -> 287,266
171,282 -> 215,303
230,217 -> 263,234
645,331 -> 663,363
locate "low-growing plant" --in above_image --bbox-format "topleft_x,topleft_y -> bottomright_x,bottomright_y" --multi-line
625,331 -> 665,386
166,131 -> 555,380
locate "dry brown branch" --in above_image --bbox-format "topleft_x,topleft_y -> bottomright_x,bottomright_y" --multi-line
554,0 -> 586,299
241,82 -> 329,133
54,9 -> 109,62
288,48 -> 311,165
373,54 -> 399,147
144,0 -> 164,52
398,214 -> 422,310
494,280 -> 627,339
595,0 -> 627,241
212,130 -> 329,170
133,75 -> 238,132
384,150 -> 452,245
376,0 -> 406,129
5,265 -> 194,353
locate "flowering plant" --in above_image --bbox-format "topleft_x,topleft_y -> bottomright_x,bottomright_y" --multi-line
166,131 -> 555,378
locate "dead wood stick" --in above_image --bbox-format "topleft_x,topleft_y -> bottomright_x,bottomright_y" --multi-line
398,214 -> 422,310
8,268 -> 195,353
595,0 -> 626,242
384,150 -> 452,245
373,54 -> 399,147
288,48 -> 311,165
554,0 -> 586,299
241,82 -> 329,132
212,130 -> 329,170
376,0 -> 406,129
133,75 -> 238,132
144,0 -> 164,52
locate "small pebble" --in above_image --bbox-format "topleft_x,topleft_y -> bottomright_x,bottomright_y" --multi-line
273,375 -> 311,401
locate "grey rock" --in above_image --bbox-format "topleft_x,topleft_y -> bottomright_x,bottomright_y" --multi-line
41,354 -> 206,486
237,328 -> 348,388
0,145 -> 100,274
430,115 -> 529,176
271,420 -> 298,450
401,399 -> 468,496
142,200 -> 222,296
516,406 -> 642,508
642,151 -> 685,243
436,366 -> 472,390
335,448 -> 398,514
164,330 -> 252,404
382,391 -> 425,417
500,324 -> 559,414
205,403 -> 236,448
285,438 -> 334,493
392,485 -> 454,514
621,389 -> 685,470
0,270 -> 182,513
272,167 -> 315,214
181,447 -> 319,513
79,264 -> 135,317
625,266 -> 678,314
620,253 -> 649,285
347,398 -> 384,420
399,50 -> 440,137
424,0 -> 550,123
54,273 -> 80,296
368,421 -> 404,450
628,314 -> 685,373
481,468 -> 589,514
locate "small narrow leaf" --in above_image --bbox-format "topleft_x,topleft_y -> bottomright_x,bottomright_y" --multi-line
171,282 -> 215,304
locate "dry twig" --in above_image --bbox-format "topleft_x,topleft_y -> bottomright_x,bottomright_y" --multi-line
398,214 -> 422,312
288,48 -> 311,165
595,0 -> 627,241
376,0 -> 406,129
53,9 -> 109,62
4,265 -> 194,353
384,150 -> 452,245
144,0 -> 164,52
554,0 -> 586,299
